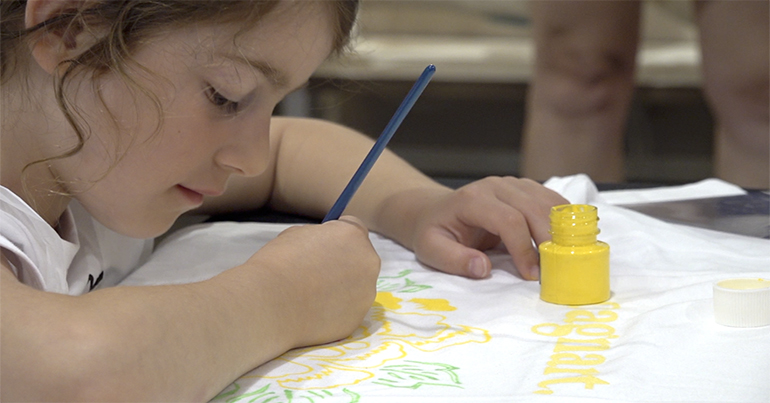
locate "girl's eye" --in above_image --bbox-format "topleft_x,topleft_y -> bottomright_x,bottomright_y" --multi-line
206,86 -> 240,115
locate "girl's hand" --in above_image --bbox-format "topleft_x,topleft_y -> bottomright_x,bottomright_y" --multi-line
242,216 -> 380,348
408,177 -> 567,281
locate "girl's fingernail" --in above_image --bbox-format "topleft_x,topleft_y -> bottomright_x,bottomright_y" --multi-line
469,257 -> 487,278
529,265 -> 540,281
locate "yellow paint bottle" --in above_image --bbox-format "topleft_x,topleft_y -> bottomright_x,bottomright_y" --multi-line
539,204 -> 610,305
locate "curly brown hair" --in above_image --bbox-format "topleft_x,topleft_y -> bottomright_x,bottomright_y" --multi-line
1,0 -> 359,181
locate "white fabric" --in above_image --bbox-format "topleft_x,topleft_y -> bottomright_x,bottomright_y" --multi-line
0,186 -> 152,295
119,175 -> 770,402
597,177 -> 747,205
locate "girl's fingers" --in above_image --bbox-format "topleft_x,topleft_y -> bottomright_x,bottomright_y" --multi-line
414,227 -> 493,279
415,193 -> 541,280
486,177 -> 566,246
456,198 -> 542,280
335,215 -> 370,236
414,177 -> 567,280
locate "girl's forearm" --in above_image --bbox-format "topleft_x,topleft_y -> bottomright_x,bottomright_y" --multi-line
269,117 -> 448,244
1,266 -> 293,401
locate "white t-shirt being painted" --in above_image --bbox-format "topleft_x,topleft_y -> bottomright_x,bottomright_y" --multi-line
0,186 -> 152,295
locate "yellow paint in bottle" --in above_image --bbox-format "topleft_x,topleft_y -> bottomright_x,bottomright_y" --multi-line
539,204 -> 610,305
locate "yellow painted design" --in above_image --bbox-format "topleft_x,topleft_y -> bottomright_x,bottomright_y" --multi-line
242,292 -> 491,391
410,298 -> 456,312
375,292 -> 403,310
532,302 -> 620,395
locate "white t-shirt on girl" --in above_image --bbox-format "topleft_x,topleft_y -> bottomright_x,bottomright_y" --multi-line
0,186 -> 152,295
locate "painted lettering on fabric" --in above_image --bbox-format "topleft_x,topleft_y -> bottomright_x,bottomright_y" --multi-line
531,302 -> 620,395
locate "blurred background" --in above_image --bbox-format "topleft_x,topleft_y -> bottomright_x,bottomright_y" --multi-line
278,0 -> 711,185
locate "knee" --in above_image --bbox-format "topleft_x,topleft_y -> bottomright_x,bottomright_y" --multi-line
534,31 -> 637,116
540,28 -> 636,83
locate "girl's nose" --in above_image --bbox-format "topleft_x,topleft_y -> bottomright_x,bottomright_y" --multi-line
214,114 -> 271,177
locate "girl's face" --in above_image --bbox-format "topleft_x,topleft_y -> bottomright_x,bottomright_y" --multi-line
49,3 -> 334,238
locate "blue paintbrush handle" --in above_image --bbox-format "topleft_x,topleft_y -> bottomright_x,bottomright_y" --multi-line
323,64 -> 436,223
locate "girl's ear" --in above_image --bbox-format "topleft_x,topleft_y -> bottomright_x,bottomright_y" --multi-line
25,0 -> 100,75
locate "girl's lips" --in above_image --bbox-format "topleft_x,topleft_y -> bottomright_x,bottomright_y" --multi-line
176,185 -> 205,205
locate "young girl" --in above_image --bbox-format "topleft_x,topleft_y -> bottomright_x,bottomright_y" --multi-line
0,0 -> 566,400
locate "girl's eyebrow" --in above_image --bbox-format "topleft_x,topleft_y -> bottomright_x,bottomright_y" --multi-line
219,53 -> 290,90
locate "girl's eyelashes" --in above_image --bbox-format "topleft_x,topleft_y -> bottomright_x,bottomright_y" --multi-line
205,85 -> 240,115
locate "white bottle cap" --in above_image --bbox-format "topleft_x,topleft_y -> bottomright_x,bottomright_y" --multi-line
713,278 -> 770,328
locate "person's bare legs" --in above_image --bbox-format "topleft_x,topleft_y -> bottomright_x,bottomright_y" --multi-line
521,1 -> 641,182
696,0 -> 769,189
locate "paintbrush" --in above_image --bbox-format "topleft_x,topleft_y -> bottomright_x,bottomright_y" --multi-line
322,64 -> 436,222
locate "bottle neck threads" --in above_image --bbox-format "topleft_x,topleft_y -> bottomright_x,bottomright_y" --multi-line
549,204 -> 600,246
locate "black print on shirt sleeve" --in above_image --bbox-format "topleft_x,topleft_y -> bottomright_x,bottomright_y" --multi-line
87,271 -> 104,291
